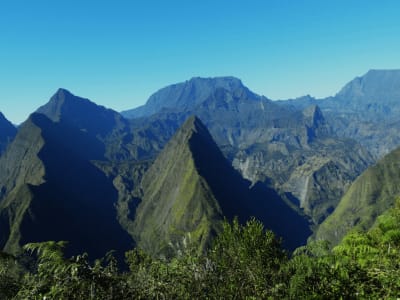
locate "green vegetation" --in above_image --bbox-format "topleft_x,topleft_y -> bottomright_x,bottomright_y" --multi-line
2,201 -> 400,299
316,146 -> 400,245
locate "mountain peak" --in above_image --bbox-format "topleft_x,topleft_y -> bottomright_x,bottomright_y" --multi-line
336,69 -> 400,102
36,88 -> 86,122
121,76 -> 258,119
36,90 -> 123,137
180,115 -> 209,136
54,87 -> 73,97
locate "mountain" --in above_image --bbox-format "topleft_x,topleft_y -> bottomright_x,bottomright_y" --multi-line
0,74 -> 384,258
131,116 -> 311,257
121,77 -> 259,119
315,145 -> 400,245
278,70 -> 400,158
0,112 -> 17,155
0,89 -> 189,259
334,69 -> 400,115
0,90 -> 143,258
0,112 -> 134,258
122,77 -> 373,225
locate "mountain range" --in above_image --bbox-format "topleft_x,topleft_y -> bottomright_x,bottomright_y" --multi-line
0,69 -> 400,258
279,69 -> 400,159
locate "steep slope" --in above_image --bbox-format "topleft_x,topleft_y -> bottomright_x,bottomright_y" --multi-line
316,146 -> 400,245
0,112 -> 17,155
0,113 -> 134,258
38,88 -> 180,162
0,89 -> 191,258
122,78 -> 373,225
132,116 -> 311,257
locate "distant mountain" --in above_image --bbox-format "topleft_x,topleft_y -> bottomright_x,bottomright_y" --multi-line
315,145 -> 400,245
122,77 -> 373,225
131,116 -> 311,257
278,69 -> 400,158
335,69 -> 400,115
0,112 -> 17,155
121,77 -> 259,119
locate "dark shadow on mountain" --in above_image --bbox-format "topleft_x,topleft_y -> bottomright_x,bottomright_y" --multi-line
19,114 -> 134,260
188,119 -> 311,251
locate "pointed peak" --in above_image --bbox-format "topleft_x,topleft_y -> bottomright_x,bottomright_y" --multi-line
178,115 -> 211,140
182,115 -> 204,129
48,88 -> 75,104
54,88 -> 73,96
49,88 -> 84,106
37,89 -> 96,122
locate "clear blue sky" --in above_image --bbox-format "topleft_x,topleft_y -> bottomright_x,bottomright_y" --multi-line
1,0 -> 399,123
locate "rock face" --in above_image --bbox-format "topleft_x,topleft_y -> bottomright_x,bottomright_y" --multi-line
0,112 -> 17,156
316,146 -> 400,245
132,116 -> 311,257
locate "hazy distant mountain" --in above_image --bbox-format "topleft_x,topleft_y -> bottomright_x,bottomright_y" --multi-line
121,77 -> 259,119
122,77 -> 373,225
316,145 -> 400,245
132,116 -> 311,257
278,69 -> 400,158
0,112 -> 17,155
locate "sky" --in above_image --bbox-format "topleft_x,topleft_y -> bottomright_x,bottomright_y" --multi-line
1,0 -> 400,124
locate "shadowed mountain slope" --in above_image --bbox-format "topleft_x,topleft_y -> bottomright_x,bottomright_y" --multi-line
122,77 -> 373,225
132,116 -> 311,257
0,113 -> 134,258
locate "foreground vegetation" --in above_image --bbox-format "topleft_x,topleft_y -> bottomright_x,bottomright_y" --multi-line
2,200 -> 400,299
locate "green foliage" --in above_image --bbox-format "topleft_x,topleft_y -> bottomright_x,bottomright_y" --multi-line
1,207 -> 400,299
207,217 -> 286,298
16,241 -> 128,299
0,251 -> 21,299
